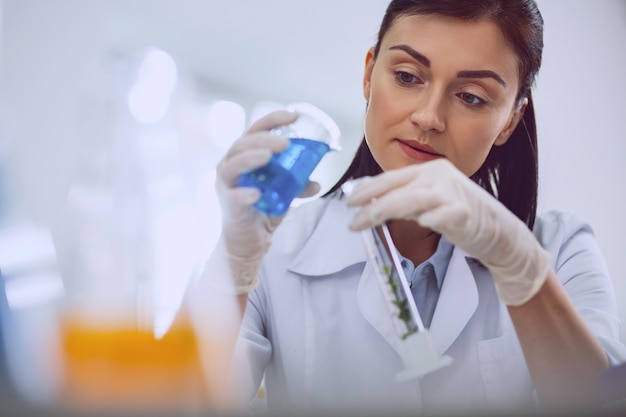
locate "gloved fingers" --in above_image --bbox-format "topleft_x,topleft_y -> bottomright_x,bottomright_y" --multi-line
298,181 -> 321,198
211,110 -> 301,287
348,186 -> 445,231
416,204 -> 471,238
247,110 -> 299,134
344,167 -> 418,206
217,149 -> 273,187
220,186 -> 262,209
224,131 -> 290,159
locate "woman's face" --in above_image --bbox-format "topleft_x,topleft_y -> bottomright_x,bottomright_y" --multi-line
363,14 -> 526,176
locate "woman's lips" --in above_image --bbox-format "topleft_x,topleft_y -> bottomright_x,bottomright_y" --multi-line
396,139 -> 443,161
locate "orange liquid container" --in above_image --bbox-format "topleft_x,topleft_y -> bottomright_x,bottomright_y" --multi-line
58,310 -> 225,413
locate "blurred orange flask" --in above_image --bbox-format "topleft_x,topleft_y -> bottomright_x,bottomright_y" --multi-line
59,313 -> 216,412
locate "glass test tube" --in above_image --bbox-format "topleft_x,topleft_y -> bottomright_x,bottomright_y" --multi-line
342,179 -> 452,381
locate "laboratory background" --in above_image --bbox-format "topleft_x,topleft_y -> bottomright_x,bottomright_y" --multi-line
0,0 -> 625,410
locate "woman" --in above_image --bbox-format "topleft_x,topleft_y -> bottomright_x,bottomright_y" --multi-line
204,0 -> 626,414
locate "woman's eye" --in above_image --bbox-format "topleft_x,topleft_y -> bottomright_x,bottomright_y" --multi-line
394,71 -> 421,85
458,92 -> 485,106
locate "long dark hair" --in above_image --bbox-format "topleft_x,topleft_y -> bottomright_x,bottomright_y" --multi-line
324,0 -> 544,229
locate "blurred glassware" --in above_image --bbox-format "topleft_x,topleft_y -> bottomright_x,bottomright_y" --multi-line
1,271 -> 18,409
40,47 -> 239,414
0,222 -> 63,408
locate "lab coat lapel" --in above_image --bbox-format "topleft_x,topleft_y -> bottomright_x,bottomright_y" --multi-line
356,260 -> 401,354
356,246 -> 480,358
429,247 -> 479,355
286,197 -> 404,355
287,198 -> 366,276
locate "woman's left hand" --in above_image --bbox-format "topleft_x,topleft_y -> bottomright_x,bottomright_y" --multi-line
345,158 -> 551,306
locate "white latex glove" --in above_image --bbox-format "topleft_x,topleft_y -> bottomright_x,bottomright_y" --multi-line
345,159 -> 551,306
215,110 -> 320,292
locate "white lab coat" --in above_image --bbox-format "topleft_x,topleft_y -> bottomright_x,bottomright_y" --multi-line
231,194 -> 626,415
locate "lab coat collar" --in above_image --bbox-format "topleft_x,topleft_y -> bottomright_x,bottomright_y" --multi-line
287,197 -> 366,276
287,196 -> 479,357
428,248 -> 479,355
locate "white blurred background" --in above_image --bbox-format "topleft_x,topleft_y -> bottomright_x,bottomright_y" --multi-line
0,0 -> 624,350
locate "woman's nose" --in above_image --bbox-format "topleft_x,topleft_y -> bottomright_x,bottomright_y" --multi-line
410,88 -> 446,133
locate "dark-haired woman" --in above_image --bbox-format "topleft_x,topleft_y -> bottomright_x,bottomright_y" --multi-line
203,0 -> 626,414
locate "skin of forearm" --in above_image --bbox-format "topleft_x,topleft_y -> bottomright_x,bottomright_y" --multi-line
508,270 -> 609,410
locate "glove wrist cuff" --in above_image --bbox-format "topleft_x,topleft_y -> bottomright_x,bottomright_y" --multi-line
202,238 -> 264,292
488,245 -> 552,306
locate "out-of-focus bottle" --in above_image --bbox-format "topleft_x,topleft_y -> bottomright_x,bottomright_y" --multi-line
52,48 -> 237,414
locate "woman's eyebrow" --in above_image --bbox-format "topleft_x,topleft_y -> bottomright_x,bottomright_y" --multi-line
389,44 -> 430,67
457,70 -> 506,87
389,44 -> 507,88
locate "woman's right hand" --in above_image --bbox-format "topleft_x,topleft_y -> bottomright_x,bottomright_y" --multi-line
215,110 -> 320,288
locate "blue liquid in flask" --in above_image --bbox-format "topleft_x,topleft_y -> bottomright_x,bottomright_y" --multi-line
238,138 -> 331,217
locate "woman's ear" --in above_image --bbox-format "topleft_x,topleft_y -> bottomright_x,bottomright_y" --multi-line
495,97 -> 528,146
363,47 -> 375,102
